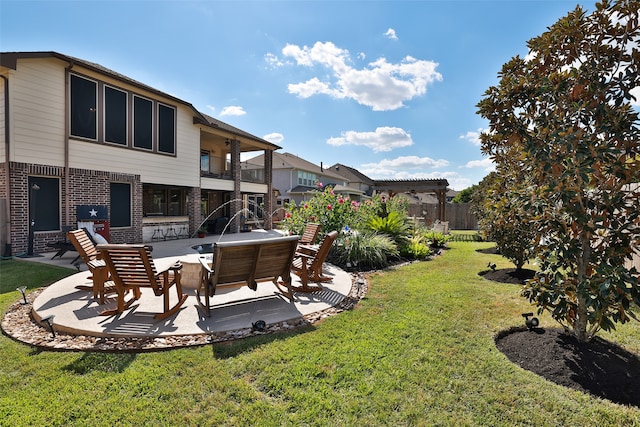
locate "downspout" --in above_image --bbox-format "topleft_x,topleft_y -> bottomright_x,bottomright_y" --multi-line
1,75 -> 11,256
64,62 -> 73,231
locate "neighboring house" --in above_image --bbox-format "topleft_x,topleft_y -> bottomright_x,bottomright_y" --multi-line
326,163 -> 375,198
0,51 -> 279,255
244,152 -> 366,218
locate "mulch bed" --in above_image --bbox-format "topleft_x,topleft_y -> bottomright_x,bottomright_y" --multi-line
496,327 -> 640,407
484,267 -> 640,407
479,267 -> 536,285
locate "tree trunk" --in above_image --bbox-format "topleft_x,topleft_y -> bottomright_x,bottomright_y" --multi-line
573,235 -> 592,341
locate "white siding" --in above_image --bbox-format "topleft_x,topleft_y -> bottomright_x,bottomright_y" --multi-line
10,58 -> 66,166
7,56 -> 201,186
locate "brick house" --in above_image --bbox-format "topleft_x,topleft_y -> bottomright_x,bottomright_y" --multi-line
0,51 -> 280,255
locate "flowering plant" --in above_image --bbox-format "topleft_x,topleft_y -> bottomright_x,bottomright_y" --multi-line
281,183 -> 409,238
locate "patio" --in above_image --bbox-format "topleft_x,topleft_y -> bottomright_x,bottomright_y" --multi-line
3,230 -> 359,351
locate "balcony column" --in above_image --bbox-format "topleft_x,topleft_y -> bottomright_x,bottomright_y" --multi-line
264,149 -> 273,230
230,138 -> 242,233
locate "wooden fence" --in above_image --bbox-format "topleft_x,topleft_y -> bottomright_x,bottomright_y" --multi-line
407,202 -> 477,230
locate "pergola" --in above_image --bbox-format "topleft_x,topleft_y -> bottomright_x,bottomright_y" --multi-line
374,179 -> 449,222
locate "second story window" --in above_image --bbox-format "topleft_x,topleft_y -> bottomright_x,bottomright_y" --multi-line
158,103 -> 176,154
104,86 -> 127,145
70,74 -> 97,140
69,73 -> 176,155
201,151 -> 210,173
298,171 -> 317,186
133,95 -> 153,150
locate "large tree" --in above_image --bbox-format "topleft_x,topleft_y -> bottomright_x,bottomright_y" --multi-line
477,0 -> 640,341
471,172 -> 538,271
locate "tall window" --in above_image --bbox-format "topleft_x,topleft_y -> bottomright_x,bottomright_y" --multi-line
133,95 -> 153,150
70,73 -> 177,155
200,150 -> 210,173
29,176 -> 60,231
158,103 -> 176,154
110,182 -> 131,227
70,75 -> 97,139
104,86 -> 127,145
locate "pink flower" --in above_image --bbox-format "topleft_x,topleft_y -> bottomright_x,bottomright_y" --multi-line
285,212 -> 291,218
317,182 -> 324,188
338,198 -> 344,204
304,204 -> 309,209
330,189 -> 335,195
327,204 -> 333,211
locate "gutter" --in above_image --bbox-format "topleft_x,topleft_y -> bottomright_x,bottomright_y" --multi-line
1,74 -> 10,255
64,61 -> 73,231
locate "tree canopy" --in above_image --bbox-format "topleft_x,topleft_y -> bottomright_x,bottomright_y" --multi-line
477,0 -> 640,341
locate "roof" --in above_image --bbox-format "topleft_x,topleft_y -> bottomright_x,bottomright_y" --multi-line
0,51 -> 279,150
248,152 -> 346,181
327,163 -> 375,185
374,178 -> 449,193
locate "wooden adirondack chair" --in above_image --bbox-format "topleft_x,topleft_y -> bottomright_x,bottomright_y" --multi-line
291,230 -> 338,292
67,228 -> 113,303
98,244 -> 187,320
299,223 -> 321,245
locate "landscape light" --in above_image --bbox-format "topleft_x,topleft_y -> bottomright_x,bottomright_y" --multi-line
41,315 -> 56,338
16,286 -> 28,305
522,312 -> 539,331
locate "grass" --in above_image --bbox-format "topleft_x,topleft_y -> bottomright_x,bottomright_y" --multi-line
1,243 -> 640,426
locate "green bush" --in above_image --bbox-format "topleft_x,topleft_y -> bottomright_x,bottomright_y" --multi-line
400,235 -> 432,260
365,211 -> 412,246
330,231 -> 398,270
423,230 -> 450,248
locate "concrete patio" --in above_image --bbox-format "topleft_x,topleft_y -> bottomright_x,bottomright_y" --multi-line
5,230 -> 357,349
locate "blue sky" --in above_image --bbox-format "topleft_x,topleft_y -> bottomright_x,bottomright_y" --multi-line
1,0 -> 598,190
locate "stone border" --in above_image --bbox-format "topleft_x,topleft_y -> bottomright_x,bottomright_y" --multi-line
1,273 -> 369,352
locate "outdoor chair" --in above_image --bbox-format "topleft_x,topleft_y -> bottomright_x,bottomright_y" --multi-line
299,222 -> 321,246
67,228 -> 113,304
197,235 -> 300,317
296,222 -> 322,256
290,230 -> 338,292
97,244 -> 187,320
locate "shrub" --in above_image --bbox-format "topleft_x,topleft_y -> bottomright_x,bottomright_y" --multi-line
423,230 -> 450,248
400,235 -> 432,260
365,211 -> 411,246
330,231 -> 398,270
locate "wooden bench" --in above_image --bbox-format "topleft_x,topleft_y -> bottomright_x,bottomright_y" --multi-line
197,235 -> 300,317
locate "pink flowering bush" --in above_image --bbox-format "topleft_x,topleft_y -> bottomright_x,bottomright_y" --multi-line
281,184 -> 408,241
280,184 -> 417,269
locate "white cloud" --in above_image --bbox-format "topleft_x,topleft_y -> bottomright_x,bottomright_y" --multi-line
264,52 -> 284,68
631,86 -> 640,107
384,28 -> 398,40
357,52 -> 366,61
360,155 -> 449,173
282,41 -> 442,111
263,132 -> 284,144
220,106 -> 246,116
205,105 -> 216,114
327,127 -> 413,152
459,128 -> 487,146
464,158 -> 495,172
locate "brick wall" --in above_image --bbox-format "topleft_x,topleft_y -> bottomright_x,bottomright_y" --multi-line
8,162 -> 141,254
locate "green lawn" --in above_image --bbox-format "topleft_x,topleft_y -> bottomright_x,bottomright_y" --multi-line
1,242 -> 639,426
